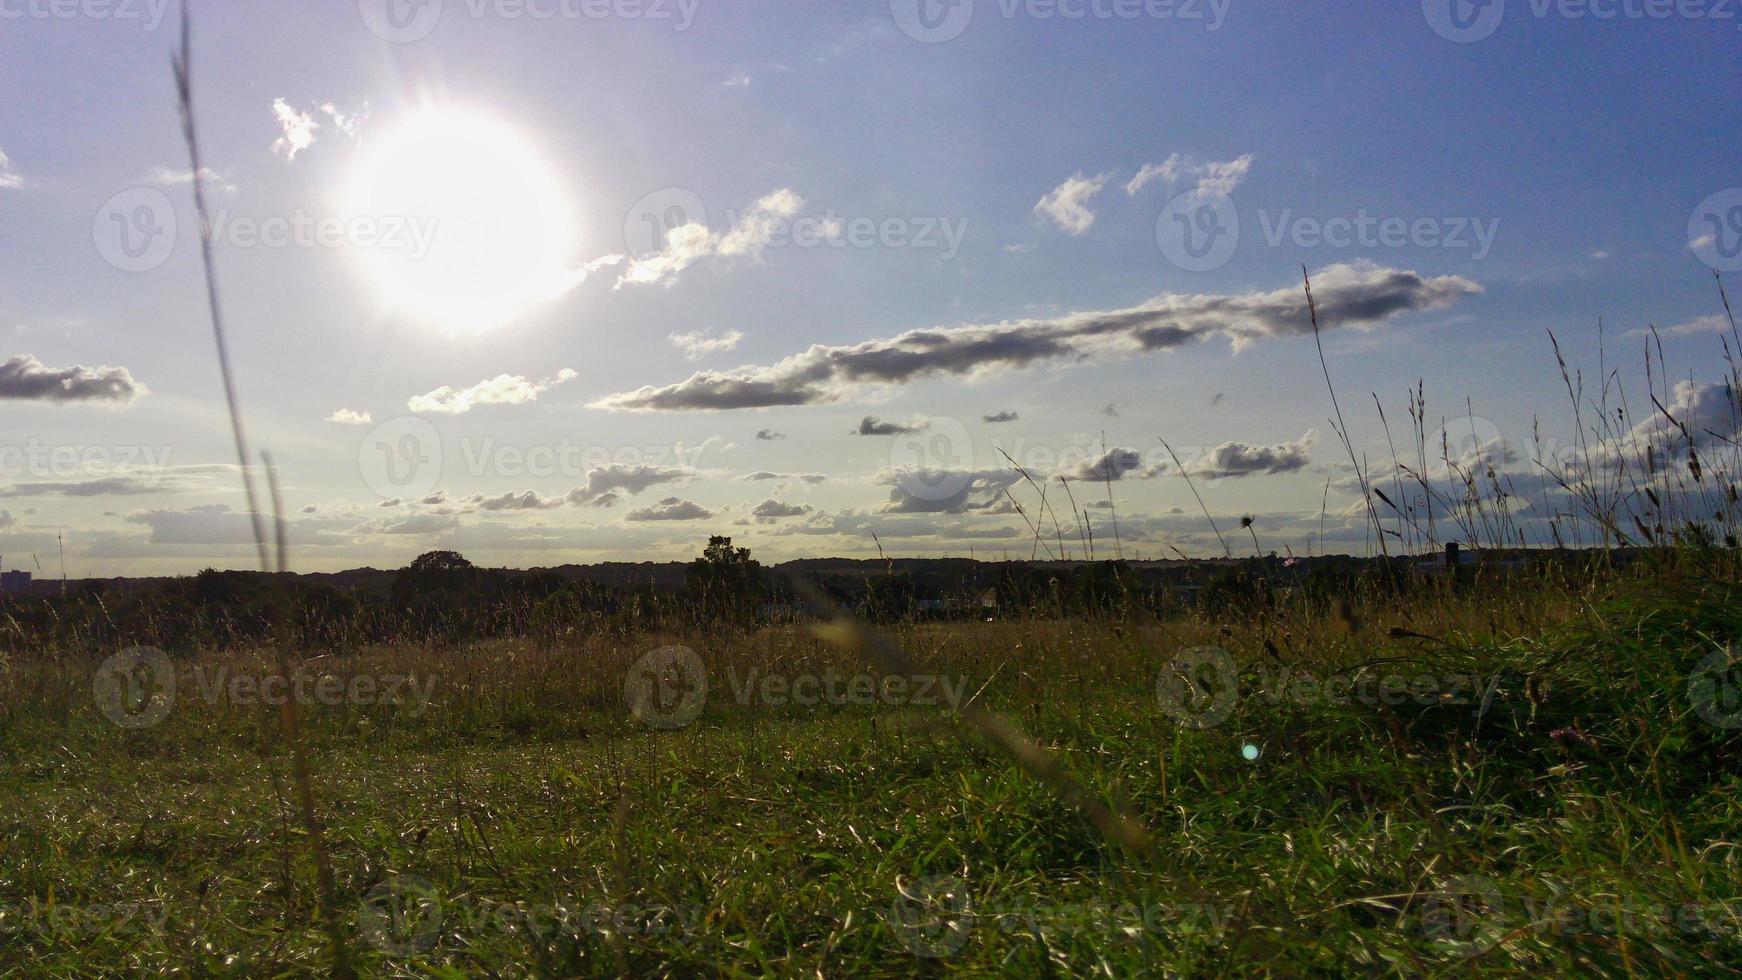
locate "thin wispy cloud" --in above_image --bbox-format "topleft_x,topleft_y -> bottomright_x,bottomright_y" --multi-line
147,165 -> 236,194
407,369 -> 576,414
618,189 -> 811,288
740,471 -> 827,484
591,263 -> 1481,412
670,328 -> 745,360
1624,314 -> 1733,339
1126,153 -> 1254,197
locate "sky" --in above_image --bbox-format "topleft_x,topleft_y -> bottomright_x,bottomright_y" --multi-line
0,0 -> 1738,575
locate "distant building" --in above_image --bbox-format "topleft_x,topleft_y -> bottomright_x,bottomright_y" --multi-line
0,570 -> 31,592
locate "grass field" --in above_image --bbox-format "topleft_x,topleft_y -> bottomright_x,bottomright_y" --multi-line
3,556 -> 1740,976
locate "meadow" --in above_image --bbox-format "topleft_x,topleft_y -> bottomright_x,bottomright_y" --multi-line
2,547 -> 1740,976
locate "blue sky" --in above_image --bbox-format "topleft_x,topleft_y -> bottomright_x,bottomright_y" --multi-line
0,0 -> 1737,574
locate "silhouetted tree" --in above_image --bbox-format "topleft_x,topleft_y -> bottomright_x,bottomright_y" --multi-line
685,536 -> 765,622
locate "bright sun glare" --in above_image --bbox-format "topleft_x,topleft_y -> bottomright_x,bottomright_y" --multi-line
345,107 -> 575,332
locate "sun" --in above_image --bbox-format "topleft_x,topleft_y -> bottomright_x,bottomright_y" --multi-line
344,107 -> 576,332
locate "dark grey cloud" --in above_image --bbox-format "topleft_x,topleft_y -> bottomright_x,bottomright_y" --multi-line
750,499 -> 811,521
857,416 -> 927,436
876,467 -> 1020,515
624,497 -> 715,521
567,463 -> 693,506
982,410 -> 1020,423
0,354 -> 146,404
1183,431 -> 1317,479
589,263 -> 1479,412
1063,448 -> 1148,482
468,490 -> 565,511
755,429 -> 785,440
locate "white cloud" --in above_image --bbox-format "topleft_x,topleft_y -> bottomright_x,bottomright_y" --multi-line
1127,153 -> 1254,197
1034,172 -> 1112,236
669,328 -> 745,361
618,188 -> 809,288
147,165 -> 237,195
1624,314 -> 1733,339
407,368 -> 577,415
271,98 -> 319,160
326,408 -> 373,425
0,147 -> 22,189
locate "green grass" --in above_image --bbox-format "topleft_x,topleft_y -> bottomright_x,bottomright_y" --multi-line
2,564 -> 1740,976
